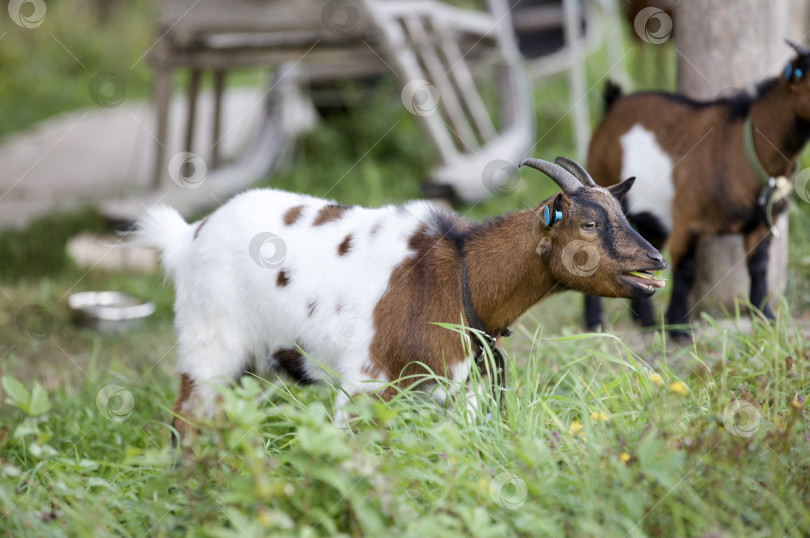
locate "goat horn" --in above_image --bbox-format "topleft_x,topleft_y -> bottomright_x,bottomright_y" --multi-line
519,158 -> 582,194
554,156 -> 597,188
785,38 -> 810,56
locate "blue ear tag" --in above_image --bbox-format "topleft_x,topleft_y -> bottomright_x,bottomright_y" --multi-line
543,205 -> 563,226
795,68 -> 804,79
785,62 -> 793,80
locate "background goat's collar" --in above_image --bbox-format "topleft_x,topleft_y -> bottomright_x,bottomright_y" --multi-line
743,115 -> 772,186
743,116 -> 793,236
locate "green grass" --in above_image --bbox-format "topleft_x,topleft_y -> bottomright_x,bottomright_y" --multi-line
2,9 -> 810,537
0,1 -> 155,139
0,0 -> 265,140
1,311 -> 808,536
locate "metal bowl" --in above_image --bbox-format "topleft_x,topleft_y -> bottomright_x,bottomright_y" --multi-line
68,291 -> 155,333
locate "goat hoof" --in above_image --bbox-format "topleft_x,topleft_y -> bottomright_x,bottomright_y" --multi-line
668,329 -> 692,344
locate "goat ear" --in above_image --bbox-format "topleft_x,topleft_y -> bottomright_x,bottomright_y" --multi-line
608,177 -> 635,201
542,194 -> 564,227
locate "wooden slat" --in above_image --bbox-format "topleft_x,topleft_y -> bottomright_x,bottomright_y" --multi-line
211,70 -> 225,168
184,68 -> 201,154
510,5 -> 564,33
403,16 -> 479,150
372,1 -> 495,35
156,46 -> 384,71
159,0 -> 343,36
429,17 -> 497,143
150,39 -> 173,188
366,4 -> 459,162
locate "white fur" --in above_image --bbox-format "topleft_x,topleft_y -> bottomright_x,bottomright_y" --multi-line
131,189 -> 466,421
619,124 -> 675,232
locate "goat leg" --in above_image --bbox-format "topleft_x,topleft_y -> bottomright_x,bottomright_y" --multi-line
584,295 -> 603,331
630,299 -> 656,327
665,236 -> 698,341
629,223 -> 667,329
744,229 -> 775,320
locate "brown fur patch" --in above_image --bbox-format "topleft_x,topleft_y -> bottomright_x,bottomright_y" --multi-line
367,222 -> 470,386
407,224 -> 428,250
277,270 -> 290,287
172,374 -> 195,440
338,234 -> 353,256
193,217 -> 209,240
366,209 -> 581,395
283,205 -> 305,226
464,212 -> 557,331
313,204 -> 349,226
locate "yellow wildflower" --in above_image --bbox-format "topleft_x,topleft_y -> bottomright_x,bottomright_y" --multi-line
669,381 -> 688,396
569,420 -> 584,435
619,453 -> 631,464
649,373 -> 663,386
590,411 -> 608,421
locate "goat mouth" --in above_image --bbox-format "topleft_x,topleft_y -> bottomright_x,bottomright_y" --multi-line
621,270 -> 667,292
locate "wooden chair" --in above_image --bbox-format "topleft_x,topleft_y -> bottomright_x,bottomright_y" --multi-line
147,0 -> 384,187
146,0 -> 534,202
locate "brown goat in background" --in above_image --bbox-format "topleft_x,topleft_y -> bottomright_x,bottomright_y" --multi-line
583,40 -> 810,339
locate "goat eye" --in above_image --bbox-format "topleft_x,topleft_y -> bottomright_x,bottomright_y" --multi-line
583,221 -> 597,230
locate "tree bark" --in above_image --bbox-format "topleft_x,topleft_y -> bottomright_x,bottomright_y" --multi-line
675,0 -> 788,315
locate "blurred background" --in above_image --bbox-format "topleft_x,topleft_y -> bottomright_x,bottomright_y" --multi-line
2,0 -> 810,388
4,3 -> 810,535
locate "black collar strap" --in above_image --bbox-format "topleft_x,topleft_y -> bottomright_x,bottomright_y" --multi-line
460,260 -> 511,404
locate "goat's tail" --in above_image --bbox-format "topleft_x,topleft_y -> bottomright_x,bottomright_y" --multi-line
127,205 -> 192,282
603,80 -> 623,112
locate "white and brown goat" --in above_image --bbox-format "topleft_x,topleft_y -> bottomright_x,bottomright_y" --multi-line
584,40 -> 810,338
132,157 -> 666,441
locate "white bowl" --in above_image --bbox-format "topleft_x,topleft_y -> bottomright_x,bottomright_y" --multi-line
68,291 -> 155,332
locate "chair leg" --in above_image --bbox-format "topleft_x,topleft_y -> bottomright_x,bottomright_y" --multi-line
151,66 -> 172,189
185,68 -> 202,157
211,70 -> 225,168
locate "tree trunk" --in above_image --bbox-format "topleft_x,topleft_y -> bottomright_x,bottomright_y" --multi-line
675,0 -> 788,316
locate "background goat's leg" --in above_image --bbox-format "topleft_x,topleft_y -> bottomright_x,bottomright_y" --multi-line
630,244 -> 667,328
630,296 -> 656,328
628,215 -> 669,328
584,295 -> 603,331
665,234 -> 698,340
744,227 -> 774,319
